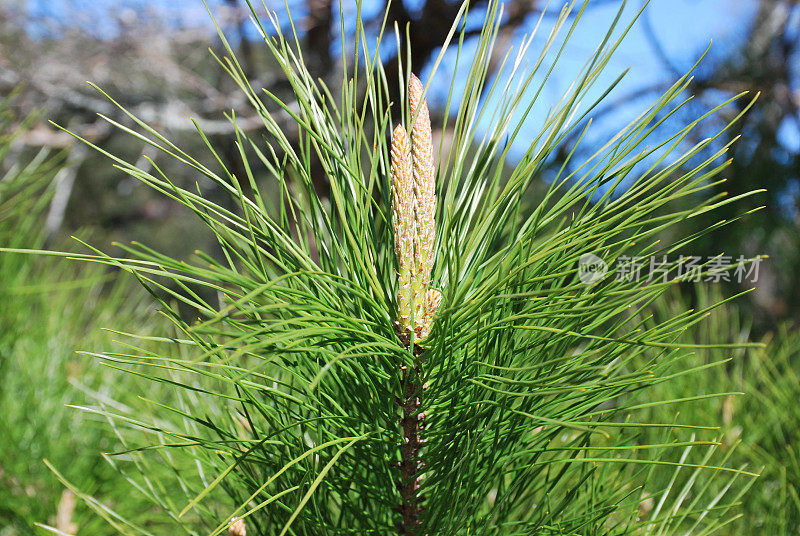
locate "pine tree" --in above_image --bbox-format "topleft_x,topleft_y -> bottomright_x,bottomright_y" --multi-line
39,1 -> 762,534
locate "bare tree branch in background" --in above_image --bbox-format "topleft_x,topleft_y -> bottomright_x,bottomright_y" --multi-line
686,0 -> 800,319
0,0 -> 550,228
0,2 -> 290,239
305,0 -> 334,80
379,0 -> 539,113
45,143 -> 87,242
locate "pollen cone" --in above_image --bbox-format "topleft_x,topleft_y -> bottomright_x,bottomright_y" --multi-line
392,74 -> 440,343
391,124 -> 414,339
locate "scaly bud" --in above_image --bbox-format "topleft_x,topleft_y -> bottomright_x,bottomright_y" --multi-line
416,288 -> 442,340
228,517 -> 246,536
392,124 -> 414,340
408,74 -> 436,333
408,74 -> 436,272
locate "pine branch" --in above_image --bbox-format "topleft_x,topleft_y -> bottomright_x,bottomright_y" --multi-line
392,73 -> 439,534
396,346 -> 426,535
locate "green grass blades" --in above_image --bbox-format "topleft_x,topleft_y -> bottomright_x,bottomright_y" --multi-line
27,1 -> 767,535
0,99 -> 169,535
639,286 -> 800,535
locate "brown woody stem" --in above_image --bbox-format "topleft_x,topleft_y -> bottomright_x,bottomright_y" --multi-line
396,346 -> 425,535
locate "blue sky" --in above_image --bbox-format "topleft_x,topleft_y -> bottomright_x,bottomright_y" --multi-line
22,0 -> 798,200
406,0 -> 771,187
